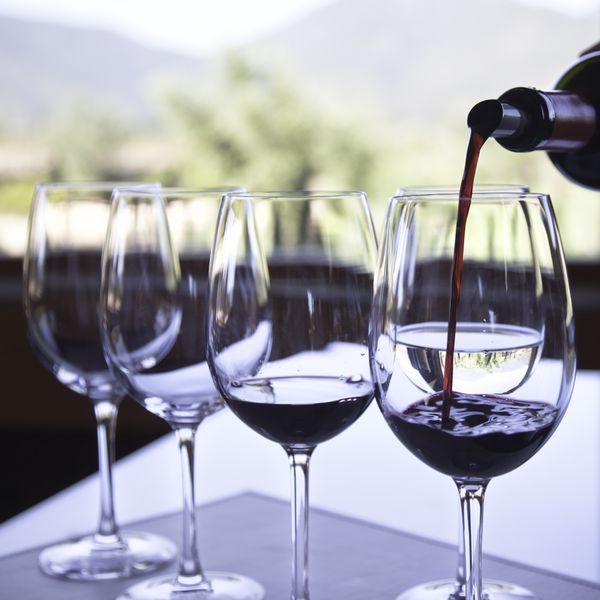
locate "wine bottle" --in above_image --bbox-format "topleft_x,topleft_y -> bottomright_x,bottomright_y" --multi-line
468,42 -> 600,189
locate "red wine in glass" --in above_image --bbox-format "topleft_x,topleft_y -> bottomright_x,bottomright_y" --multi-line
372,184 -> 575,600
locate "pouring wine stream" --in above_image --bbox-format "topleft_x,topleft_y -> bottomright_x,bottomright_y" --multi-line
442,102 -> 510,425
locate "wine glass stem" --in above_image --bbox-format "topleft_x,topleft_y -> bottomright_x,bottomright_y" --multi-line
93,399 -> 121,540
455,479 -> 489,600
175,425 -> 208,588
454,498 -> 467,596
287,447 -> 313,600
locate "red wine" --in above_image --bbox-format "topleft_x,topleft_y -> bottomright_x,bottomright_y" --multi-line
442,111 -> 503,423
441,131 -> 485,423
383,392 -> 557,479
225,374 -> 373,447
212,258 -> 374,446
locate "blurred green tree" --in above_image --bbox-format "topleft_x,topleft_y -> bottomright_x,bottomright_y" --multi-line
46,103 -> 130,180
160,53 -> 379,192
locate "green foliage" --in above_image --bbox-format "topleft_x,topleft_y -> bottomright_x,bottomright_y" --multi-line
0,103 -> 133,218
0,52 -> 598,260
160,53 -> 381,192
0,179 -> 37,213
45,102 -> 131,180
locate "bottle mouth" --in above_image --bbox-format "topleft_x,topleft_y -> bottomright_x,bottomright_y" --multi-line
468,87 -> 552,150
468,99 -> 528,139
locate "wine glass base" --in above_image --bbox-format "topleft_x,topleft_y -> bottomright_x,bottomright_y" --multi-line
38,531 -> 177,581
397,579 -> 538,600
116,571 -> 265,600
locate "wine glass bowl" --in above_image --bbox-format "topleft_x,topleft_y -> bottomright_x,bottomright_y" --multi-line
100,186 -> 264,600
371,192 -> 575,600
100,189 -> 222,425
208,191 -> 378,600
26,185 -> 125,401
23,182 -> 177,580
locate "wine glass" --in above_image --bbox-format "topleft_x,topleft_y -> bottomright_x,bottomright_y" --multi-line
207,191 -> 378,600
100,186 -> 265,600
393,186 -> 535,600
370,192 -> 576,600
23,182 -> 177,580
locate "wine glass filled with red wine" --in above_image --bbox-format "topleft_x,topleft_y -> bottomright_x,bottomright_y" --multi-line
371,191 -> 575,600
23,182 -> 177,580
393,186 -> 542,600
100,186 -> 264,600
207,191 -> 378,600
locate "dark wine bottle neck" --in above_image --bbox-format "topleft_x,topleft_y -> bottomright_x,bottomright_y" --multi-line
468,87 -> 597,153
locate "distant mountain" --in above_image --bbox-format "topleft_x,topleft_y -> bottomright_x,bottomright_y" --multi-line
0,15 -> 207,128
0,0 -> 597,129
246,0 -> 598,122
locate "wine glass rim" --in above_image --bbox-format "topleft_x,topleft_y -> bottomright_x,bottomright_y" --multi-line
113,185 -> 244,197
223,190 -> 367,200
391,191 -> 549,203
35,181 -> 158,193
396,183 -> 529,193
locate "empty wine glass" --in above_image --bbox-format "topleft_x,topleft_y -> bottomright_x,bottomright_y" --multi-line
371,192 -> 576,600
100,186 -> 264,600
23,182 -> 177,580
393,186 -> 534,600
207,191 -> 378,600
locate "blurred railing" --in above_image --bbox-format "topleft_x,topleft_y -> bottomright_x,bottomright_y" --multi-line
0,255 -> 598,522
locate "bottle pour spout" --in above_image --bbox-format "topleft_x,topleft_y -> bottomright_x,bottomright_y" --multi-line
467,99 -> 527,139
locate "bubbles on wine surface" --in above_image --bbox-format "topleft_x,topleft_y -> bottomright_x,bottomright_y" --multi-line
394,322 -> 543,395
401,393 -> 557,437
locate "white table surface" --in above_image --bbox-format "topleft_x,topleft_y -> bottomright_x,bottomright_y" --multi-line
1,370 -> 599,584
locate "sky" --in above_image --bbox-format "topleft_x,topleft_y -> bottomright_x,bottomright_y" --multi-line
0,0 -> 597,57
